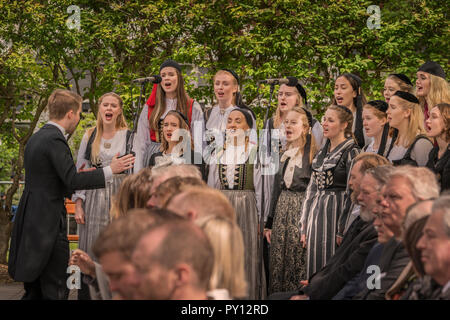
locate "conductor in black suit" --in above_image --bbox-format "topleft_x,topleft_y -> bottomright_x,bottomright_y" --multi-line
8,89 -> 135,299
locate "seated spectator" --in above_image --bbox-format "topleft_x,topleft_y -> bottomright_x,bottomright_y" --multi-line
196,215 -> 247,299
386,200 -> 433,299
408,195 -> 450,299
131,218 -> 214,299
270,162 -> 391,300
69,208 -> 182,299
340,152 -> 390,238
148,176 -> 205,208
332,165 -> 395,300
110,167 -> 152,219
148,164 -> 203,207
166,186 -> 236,221
353,165 -> 439,299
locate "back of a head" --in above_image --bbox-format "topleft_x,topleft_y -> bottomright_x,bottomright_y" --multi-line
173,186 -> 236,221
353,152 -> 390,174
156,176 -> 205,208
111,167 -> 153,219
92,208 -> 163,261
47,89 -> 82,120
365,165 -> 395,188
147,219 -> 214,292
195,215 -> 247,298
390,166 -> 440,200
431,195 -> 450,238
152,164 -> 202,182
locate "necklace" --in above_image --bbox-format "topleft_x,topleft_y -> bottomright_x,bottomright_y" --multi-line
104,142 -> 111,149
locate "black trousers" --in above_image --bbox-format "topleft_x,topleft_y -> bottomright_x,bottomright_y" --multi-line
22,217 -> 70,300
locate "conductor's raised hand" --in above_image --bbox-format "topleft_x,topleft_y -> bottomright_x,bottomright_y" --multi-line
110,152 -> 135,174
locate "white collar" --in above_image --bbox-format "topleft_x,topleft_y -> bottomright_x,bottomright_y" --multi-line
47,121 -> 68,140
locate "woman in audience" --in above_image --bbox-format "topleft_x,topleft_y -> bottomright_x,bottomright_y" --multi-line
264,107 -> 318,294
426,103 -> 450,192
110,167 -> 153,219
385,91 -> 433,166
300,104 -> 360,278
196,215 -> 248,299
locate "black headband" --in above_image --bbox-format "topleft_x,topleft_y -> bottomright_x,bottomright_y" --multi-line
418,61 -> 446,79
221,69 -> 240,85
389,73 -> 413,86
334,104 -> 353,116
231,107 -> 253,128
301,107 -> 313,128
366,100 -> 388,113
166,110 -> 189,126
160,59 -> 181,73
344,73 -> 362,88
393,91 -> 419,104
286,76 -> 308,105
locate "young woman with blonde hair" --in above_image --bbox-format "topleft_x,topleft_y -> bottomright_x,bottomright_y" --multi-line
74,92 -> 138,260
385,91 -> 433,166
416,61 -> 450,121
300,104 -> 360,278
264,107 -> 318,294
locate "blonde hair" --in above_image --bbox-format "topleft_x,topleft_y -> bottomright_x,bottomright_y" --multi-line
273,85 -> 304,128
195,215 -> 247,298
169,186 -> 236,221
418,74 -> 450,111
213,70 -> 239,106
159,110 -> 193,152
149,68 -> 191,141
390,98 -> 427,148
89,92 -> 128,165
110,168 -> 153,220
387,75 -> 414,94
285,107 -> 317,163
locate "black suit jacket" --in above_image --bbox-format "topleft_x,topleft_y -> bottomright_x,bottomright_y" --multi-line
353,236 -> 410,300
301,217 -> 378,300
8,124 -> 106,282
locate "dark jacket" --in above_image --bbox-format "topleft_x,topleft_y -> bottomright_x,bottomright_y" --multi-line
353,237 -> 410,300
300,217 -> 378,299
426,145 -> 450,192
8,124 -> 105,282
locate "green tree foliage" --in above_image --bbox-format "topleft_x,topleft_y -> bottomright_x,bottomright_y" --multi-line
0,0 -> 448,263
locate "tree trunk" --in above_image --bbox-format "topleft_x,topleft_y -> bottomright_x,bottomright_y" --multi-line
0,209 -> 13,265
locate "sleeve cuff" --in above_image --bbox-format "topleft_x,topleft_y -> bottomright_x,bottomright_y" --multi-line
103,166 -> 113,183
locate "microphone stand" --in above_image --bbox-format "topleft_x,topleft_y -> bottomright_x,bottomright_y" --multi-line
126,81 -> 147,174
257,82 -> 276,299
